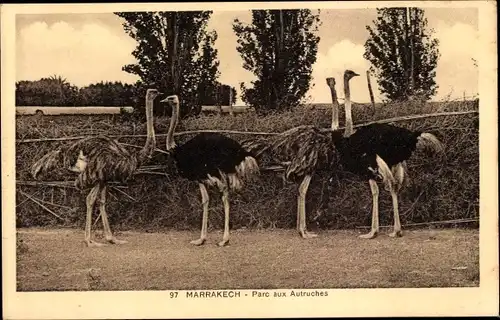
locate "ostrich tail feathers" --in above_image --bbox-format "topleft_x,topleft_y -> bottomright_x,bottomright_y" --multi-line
417,133 -> 444,154
236,156 -> 260,180
31,150 -> 63,180
240,138 -> 270,159
228,156 -> 260,191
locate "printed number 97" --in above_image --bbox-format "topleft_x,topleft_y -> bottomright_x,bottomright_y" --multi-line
170,292 -> 178,298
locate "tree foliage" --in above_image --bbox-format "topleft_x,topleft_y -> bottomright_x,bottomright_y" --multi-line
201,82 -> 237,106
15,77 -> 236,112
79,82 -> 137,106
364,8 -> 440,102
114,11 -> 220,117
233,9 -> 321,114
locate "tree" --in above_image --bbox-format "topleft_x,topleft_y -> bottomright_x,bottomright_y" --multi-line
233,9 -> 321,114
79,81 -> 136,106
198,82 -> 237,106
196,30 -> 221,109
114,11 -> 220,117
219,84 -> 237,105
364,8 -> 440,102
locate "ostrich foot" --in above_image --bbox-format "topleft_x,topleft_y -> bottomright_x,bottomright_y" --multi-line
359,230 -> 378,239
106,237 -> 128,245
190,238 -> 206,246
217,239 -> 230,247
300,230 -> 318,239
388,230 -> 403,238
85,240 -> 106,247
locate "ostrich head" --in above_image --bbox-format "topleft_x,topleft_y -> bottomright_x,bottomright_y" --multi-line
326,77 -> 336,88
146,88 -> 162,101
160,95 -> 180,105
344,70 -> 360,81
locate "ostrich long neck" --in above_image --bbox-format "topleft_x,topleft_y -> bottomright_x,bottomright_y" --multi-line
166,100 -> 179,151
138,96 -> 156,163
344,76 -> 354,137
327,78 -> 340,131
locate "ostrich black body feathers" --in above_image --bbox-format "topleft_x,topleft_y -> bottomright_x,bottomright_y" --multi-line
342,124 -> 421,165
334,123 -> 441,180
170,132 -> 255,183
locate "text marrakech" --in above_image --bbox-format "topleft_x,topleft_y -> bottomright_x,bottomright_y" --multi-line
186,291 -> 241,298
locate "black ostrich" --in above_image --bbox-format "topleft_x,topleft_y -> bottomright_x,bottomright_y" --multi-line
334,71 -> 444,239
241,70 -> 361,238
161,95 -> 259,247
31,89 -> 161,247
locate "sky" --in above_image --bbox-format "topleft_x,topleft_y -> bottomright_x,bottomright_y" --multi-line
15,8 -> 479,104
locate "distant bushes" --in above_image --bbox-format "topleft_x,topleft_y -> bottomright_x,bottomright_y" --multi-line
16,76 -> 135,107
15,99 -> 479,232
16,76 -> 237,118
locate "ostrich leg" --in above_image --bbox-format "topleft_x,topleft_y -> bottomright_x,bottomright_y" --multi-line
100,185 -> 127,244
388,164 -> 404,238
84,185 -> 105,247
191,183 -> 209,246
388,186 -> 403,238
218,188 -> 231,247
297,175 -> 317,238
359,179 -> 380,239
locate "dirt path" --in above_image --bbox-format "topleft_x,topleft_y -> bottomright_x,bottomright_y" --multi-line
16,228 -> 479,291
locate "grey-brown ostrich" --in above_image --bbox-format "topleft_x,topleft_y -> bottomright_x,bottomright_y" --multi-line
30,89 -> 161,247
333,71 -> 444,239
241,70 -> 360,238
161,95 -> 259,247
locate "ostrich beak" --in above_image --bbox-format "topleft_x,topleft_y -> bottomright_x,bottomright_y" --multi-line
353,72 -> 360,77
160,95 -> 179,104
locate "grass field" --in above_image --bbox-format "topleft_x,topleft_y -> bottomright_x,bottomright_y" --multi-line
16,227 -> 479,291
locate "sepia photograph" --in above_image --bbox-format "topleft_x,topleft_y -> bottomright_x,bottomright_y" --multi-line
2,1 -> 498,319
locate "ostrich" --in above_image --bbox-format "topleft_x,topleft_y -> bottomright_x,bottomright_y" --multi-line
161,95 -> 259,247
333,70 -> 444,239
30,89 -> 161,247
241,70 -> 361,239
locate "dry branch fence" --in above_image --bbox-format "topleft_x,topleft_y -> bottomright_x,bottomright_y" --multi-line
15,108 -> 479,231
16,110 -> 478,178
16,110 -> 477,144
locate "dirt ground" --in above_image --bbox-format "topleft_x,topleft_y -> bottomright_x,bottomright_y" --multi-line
16,228 -> 479,291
